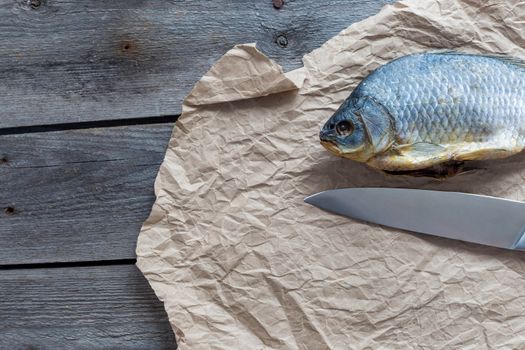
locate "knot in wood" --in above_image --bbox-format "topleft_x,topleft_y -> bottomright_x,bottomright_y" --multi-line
273,0 -> 284,9
120,40 -> 136,53
4,207 -> 15,215
29,0 -> 41,9
276,35 -> 288,48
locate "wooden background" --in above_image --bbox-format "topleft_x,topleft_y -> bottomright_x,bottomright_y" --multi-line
0,0 -> 391,348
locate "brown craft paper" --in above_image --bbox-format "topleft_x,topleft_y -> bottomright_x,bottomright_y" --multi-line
137,1 -> 525,348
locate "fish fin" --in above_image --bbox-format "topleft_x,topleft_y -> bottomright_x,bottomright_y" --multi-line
428,50 -> 525,69
473,54 -> 525,69
368,142 -> 449,171
383,161 -> 481,178
369,139 -> 523,172
427,49 -> 463,55
393,142 -> 446,158
453,147 -> 518,161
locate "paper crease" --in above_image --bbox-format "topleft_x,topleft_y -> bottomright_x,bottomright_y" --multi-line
137,1 -> 525,349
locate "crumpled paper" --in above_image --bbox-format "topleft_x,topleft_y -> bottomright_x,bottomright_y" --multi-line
137,1 -> 525,348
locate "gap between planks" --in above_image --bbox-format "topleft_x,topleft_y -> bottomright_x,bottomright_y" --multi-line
0,114 -> 180,136
0,258 -> 137,271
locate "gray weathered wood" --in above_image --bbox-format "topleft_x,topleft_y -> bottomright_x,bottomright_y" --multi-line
0,3 -> 397,348
0,124 -> 174,265
0,0 -> 392,128
0,264 -> 177,349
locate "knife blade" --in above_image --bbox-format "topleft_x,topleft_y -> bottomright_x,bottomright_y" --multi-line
304,188 -> 525,250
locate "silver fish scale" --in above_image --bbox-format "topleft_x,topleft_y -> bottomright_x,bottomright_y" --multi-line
352,52 -> 525,147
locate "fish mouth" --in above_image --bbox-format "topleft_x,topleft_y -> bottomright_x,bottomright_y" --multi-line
321,140 -> 370,161
321,140 -> 342,156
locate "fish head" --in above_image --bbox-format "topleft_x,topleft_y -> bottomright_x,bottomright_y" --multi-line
320,99 -> 368,159
320,96 -> 394,162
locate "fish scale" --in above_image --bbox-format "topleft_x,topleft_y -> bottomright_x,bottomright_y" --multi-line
366,53 -> 524,142
319,51 -> 525,174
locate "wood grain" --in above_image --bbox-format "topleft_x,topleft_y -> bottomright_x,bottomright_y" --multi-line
0,124 -> 174,265
0,264 -> 177,350
0,0 -> 392,128
0,2 -> 396,348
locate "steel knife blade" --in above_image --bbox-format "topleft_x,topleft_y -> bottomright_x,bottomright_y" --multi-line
304,188 -> 525,250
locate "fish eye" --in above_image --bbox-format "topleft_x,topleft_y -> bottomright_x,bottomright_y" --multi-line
335,120 -> 353,136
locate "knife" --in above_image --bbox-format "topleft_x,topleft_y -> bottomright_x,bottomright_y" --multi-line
304,188 -> 525,250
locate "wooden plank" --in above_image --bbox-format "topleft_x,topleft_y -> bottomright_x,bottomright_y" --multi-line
0,124 -> 174,265
0,264 -> 177,349
0,0 -> 392,128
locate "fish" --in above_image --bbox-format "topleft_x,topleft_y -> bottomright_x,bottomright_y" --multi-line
319,51 -> 525,177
